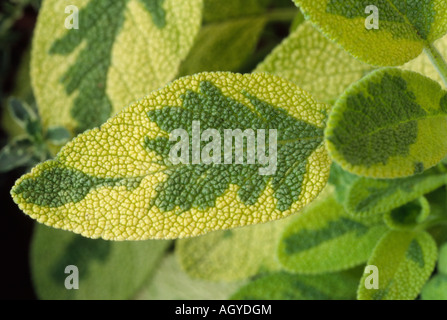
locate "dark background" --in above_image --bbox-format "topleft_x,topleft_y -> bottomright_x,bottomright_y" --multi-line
1,1 -> 39,300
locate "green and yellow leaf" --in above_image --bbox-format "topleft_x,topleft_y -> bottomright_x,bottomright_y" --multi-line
277,189 -> 387,274
345,171 -> 447,217
11,72 -> 331,240
326,68 -> 447,178
31,0 -> 203,134
31,224 -> 170,300
136,254 -> 242,300
358,231 -> 437,300
384,197 -> 430,231
176,217 -> 291,281
294,0 -> 447,66
256,21 -> 372,103
230,269 -> 361,300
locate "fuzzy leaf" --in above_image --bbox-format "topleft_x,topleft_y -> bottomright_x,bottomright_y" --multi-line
384,197 -> 430,231
136,254 -> 242,300
277,189 -> 387,274
256,21 -> 372,103
31,224 -> 170,300
230,269 -> 360,300
11,72 -> 331,240
45,127 -> 72,146
294,0 -> 447,66
345,171 -> 447,217
7,98 -> 33,128
0,136 -> 35,172
31,0 -> 202,134
176,217 -> 291,281
326,68 -> 447,178
358,231 -> 437,300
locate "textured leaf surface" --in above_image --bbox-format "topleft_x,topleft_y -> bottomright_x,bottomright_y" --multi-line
230,269 -> 360,300
278,189 -> 387,274
176,217 -> 291,281
294,0 -> 447,66
256,22 -> 372,103
384,197 -> 430,231
358,231 -> 437,300
31,0 -> 202,133
136,254 -> 242,300
345,171 -> 447,217
326,68 -> 447,178
12,72 -> 331,240
31,224 -> 170,299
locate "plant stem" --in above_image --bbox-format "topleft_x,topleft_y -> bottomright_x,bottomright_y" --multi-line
424,43 -> 447,87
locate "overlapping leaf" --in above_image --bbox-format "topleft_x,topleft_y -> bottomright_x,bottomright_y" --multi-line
294,0 -> 447,66
230,269 -> 360,300
383,197 -> 430,231
345,171 -> 447,217
31,0 -> 203,134
11,72 -> 331,240
176,217 -> 291,281
358,231 -> 437,300
326,68 -> 447,178
136,254 -> 242,300
256,22 -> 372,103
178,17 -> 267,76
404,35 -> 447,87
31,224 -> 170,299
277,189 -> 387,274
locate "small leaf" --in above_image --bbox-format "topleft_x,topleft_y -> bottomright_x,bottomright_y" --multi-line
294,0 -> 447,66
256,21 -> 372,103
384,197 -> 430,231
326,68 -> 447,178
230,269 -> 361,300
32,0 -> 203,133
45,126 -> 72,146
136,254 -> 242,300
31,224 -> 171,300
0,136 -> 35,172
277,189 -> 387,274
358,231 -> 437,300
11,72 -> 331,240
7,98 -> 34,127
345,171 -> 447,217
176,217 -> 291,281
421,274 -> 447,300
